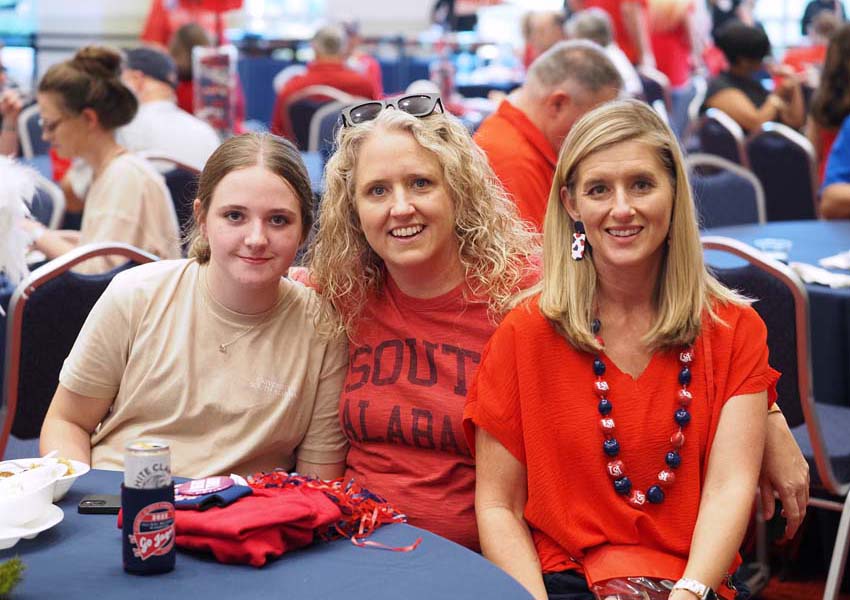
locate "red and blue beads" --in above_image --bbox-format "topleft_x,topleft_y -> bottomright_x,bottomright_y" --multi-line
592,318 -> 694,508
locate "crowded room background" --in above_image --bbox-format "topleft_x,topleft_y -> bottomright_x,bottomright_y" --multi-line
1,1 -> 850,599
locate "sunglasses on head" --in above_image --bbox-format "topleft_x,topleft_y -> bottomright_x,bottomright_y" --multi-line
339,93 -> 444,127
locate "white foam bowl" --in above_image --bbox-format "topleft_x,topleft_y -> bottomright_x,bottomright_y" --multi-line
0,465 -> 65,527
51,459 -> 90,501
0,457 -> 90,502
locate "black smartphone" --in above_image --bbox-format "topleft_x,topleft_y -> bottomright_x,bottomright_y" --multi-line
78,494 -> 121,515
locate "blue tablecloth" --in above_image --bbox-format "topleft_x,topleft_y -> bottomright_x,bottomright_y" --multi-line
0,469 -> 532,600
703,220 -> 850,408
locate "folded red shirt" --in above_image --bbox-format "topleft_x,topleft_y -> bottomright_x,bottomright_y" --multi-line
174,486 -> 342,567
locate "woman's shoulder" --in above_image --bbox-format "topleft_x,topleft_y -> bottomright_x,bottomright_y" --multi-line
109,259 -> 195,300
703,297 -> 766,343
105,153 -> 165,186
499,294 -> 548,332
279,275 -> 324,317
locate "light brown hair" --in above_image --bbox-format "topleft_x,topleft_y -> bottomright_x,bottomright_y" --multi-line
187,133 -> 314,263
38,45 -> 137,130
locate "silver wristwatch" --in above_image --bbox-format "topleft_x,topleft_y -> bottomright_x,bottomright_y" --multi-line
672,578 -> 716,599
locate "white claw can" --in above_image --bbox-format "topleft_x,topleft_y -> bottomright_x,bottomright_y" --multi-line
124,439 -> 172,489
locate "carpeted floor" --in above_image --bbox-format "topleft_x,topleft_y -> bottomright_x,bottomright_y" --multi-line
759,576 -> 850,599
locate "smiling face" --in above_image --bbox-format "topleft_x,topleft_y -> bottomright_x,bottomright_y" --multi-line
562,139 -> 674,279
198,164 -> 304,311
353,127 -> 463,295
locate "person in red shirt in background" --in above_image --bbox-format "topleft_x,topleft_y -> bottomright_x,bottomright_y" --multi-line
141,0 -> 225,49
808,23 -> 850,185
522,10 -> 568,69
783,11 -> 841,90
584,0 -> 656,68
167,23 -> 246,127
270,24 -> 379,141
647,0 -> 705,139
342,20 -> 383,99
475,41 -> 623,232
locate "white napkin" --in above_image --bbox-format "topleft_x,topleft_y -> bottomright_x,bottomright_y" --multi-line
818,249 -> 850,270
790,262 -> 850,288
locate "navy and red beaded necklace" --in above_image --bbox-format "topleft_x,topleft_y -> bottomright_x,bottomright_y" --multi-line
591,318 -> 694,507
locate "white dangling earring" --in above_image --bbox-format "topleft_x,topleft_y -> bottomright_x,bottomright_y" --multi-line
571,221 -> 587,261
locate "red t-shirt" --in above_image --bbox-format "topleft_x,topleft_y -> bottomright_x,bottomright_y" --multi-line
585,0 -> 649,65
782,44 -> 827,76
651,26 -> 691,87
464,298 -> 778,595
818,127 -> 839,185
269,60 -> 379,139
340,277 -> 497,550
140,0 -> 225,47
474,99 -> 557,232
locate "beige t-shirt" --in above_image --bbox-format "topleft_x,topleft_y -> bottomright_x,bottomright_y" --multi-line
59,259 -> 348,478
77,153 -> 181,274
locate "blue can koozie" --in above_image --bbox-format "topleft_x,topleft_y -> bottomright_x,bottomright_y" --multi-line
121,483 -> 176,574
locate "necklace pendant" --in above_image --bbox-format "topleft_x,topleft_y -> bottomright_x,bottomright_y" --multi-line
219,344 -> 227,353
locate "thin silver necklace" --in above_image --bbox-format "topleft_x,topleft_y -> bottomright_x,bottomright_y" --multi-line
201,268 -> 284,354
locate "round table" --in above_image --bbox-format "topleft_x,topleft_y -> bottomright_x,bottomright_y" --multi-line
703,220 -> 850,409
0,469 -> 533,600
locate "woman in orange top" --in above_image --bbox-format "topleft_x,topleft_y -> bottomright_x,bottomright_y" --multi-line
465,100 -> 777,600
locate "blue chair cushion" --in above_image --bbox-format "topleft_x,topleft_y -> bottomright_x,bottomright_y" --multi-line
791,402 -> 850,488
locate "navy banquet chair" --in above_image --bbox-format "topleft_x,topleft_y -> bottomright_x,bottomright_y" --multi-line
746,122 -> 818,222
687,153 -> 765,229
0,243 -> 158,459
701,236 -> 850,600
695,108 -> 748,167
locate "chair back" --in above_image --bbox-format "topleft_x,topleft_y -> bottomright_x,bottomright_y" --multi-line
137,152 -> 201,252
272,64 -> 307,93
29,172 -> 66,230
746,122 -> 818,222
696,108 -> 747,166
701,236 -> 844,495
17,104 -> 49,159
0,243 -> 158,457
283,85 -> 355,151
687,153 -> 766,228
308,99 -> 358,163
638,66 -> 672,113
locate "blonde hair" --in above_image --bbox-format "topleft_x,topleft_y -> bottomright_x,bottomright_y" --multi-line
307,108 -> 540,339
536,99 -> 744,352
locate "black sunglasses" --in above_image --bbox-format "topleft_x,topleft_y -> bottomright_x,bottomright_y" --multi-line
339,93 -> 444,127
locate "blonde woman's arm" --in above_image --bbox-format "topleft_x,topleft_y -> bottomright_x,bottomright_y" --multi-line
476,426 -> 548,600
671,391 -> 767,599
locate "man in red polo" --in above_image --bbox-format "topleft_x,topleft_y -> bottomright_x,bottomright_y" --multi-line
270,24 -> 379,140
474,40 -> 622,231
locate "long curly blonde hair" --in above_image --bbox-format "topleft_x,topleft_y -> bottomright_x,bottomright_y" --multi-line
306,108 -> 540,340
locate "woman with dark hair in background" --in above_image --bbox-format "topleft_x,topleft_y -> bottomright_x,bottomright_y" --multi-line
702,21 -> 805,132
20,45 -> 181,273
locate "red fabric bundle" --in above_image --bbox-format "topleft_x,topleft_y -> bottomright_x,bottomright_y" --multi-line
174,485 -> 341,567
